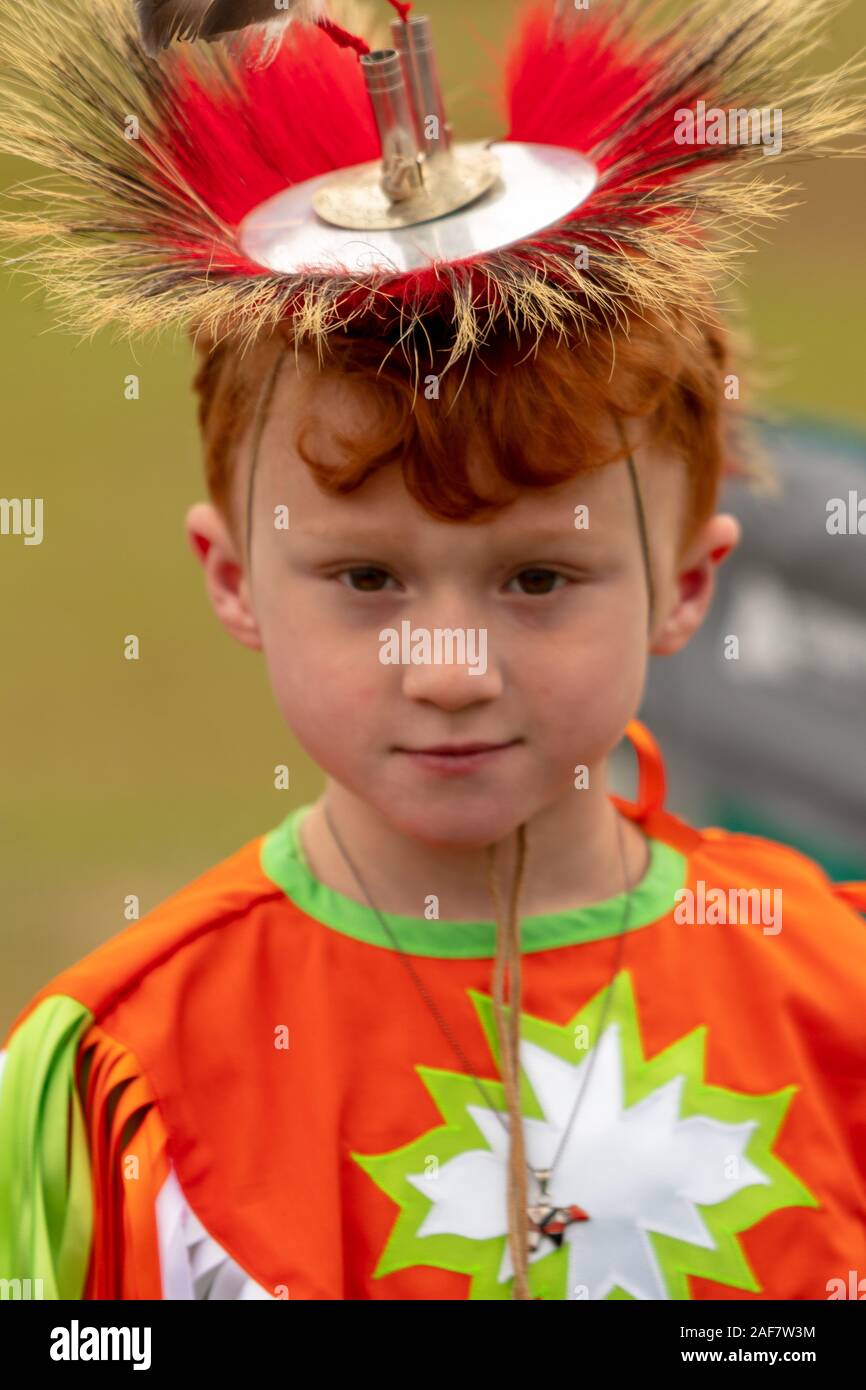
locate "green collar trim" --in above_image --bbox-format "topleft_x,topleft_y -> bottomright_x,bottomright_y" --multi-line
260,805 -> 686,959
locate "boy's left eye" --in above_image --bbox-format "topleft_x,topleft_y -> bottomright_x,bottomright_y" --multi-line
506,568 -> 568,596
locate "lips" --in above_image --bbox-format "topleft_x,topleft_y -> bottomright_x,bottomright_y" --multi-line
402,741 -> 515,755
394,740 -> 521,774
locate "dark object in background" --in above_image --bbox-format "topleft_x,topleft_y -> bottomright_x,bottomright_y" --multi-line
638,418 -> 866,880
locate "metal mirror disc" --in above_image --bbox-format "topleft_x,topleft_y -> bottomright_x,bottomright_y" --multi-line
238,141 -> 598,277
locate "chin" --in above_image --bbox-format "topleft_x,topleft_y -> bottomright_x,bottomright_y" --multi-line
380,796 -> 533,852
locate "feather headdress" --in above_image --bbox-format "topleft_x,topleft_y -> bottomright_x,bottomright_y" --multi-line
0,0 -> 863,379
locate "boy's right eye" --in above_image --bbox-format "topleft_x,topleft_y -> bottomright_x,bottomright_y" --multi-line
336,567 -> 395,592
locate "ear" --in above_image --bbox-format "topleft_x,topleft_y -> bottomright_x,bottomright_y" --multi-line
185,502 -> 263,652
650,512 -> 741,656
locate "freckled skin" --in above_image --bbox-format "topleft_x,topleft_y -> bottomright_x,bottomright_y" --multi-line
186,354 -> 740,920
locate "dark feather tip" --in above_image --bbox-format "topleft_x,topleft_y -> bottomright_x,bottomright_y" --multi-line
133,0 -> 285,54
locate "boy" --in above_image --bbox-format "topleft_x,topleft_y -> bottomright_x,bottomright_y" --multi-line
0,0 -> 864,1300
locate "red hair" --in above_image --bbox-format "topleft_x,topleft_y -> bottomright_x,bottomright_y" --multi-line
192,305 -> 753,560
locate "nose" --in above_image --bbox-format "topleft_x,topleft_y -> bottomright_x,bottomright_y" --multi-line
395,605 -> 503,710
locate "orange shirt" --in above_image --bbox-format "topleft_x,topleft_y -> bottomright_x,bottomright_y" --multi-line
1,722 -> 864,1301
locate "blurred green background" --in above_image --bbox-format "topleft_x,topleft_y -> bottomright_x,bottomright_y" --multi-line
2,0 -> 865,1032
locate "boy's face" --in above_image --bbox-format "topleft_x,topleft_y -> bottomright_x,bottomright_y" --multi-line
188,356 -> 739,849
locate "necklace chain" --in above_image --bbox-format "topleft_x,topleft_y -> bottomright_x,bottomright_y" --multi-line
320,800 -> 637,1196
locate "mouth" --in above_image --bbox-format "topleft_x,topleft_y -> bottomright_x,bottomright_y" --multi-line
395,739 -> 521,773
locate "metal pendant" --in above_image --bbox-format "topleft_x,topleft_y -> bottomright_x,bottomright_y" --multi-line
527,1168 -> 589,1253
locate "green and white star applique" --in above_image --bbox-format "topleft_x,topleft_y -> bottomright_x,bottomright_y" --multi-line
352,971 -> 817,1300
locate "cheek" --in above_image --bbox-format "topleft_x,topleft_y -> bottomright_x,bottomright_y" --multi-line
516,592 -> 648,751
259,619 -> 382,764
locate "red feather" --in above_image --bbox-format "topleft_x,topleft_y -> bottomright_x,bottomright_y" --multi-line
507,5 -> 712,198
507,6 -> 658,166
160,26 -> 379,238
